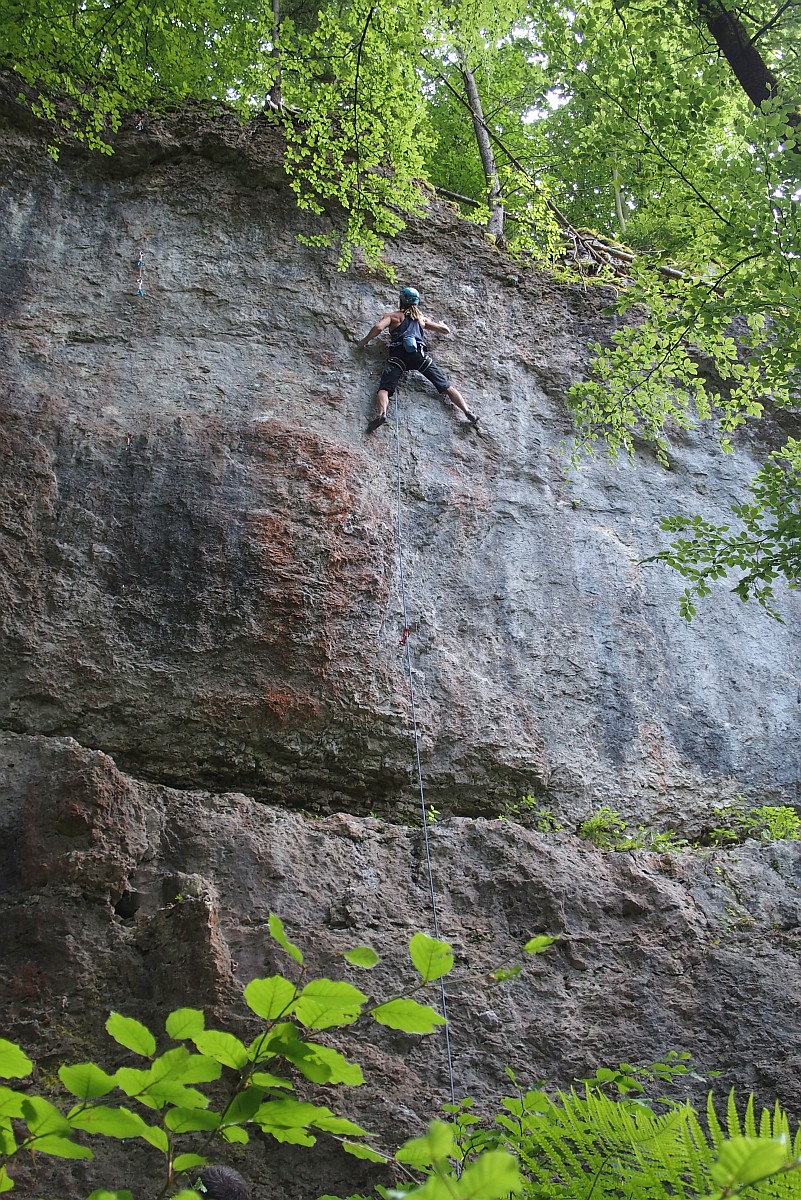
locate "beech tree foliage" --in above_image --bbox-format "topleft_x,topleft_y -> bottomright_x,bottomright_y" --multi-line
2,0 -> 800,609
0,916 -> 546,1198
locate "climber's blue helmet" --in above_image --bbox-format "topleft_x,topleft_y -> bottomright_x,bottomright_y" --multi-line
399,286 -> 420,309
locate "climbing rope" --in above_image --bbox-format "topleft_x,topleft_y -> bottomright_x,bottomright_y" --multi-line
391,391 -> 457,1108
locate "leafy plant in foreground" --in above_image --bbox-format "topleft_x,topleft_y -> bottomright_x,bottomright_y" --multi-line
3,913 -> 801,1200
442,1066 -> 801,1200
504,1084 -> 801,1200
0,917 -> 538,1200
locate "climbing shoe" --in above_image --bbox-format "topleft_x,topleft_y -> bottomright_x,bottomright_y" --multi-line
367,413 -> 388,432
465,411 -> 479,426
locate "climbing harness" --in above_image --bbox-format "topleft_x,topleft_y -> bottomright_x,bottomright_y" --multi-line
391,392 -> 457,1108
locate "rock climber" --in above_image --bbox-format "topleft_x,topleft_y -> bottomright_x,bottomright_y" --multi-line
194,1165 -> 251,1200
357,286 -> 479,432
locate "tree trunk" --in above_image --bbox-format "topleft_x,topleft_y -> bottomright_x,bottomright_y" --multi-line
270,0 -> 282,107
612,168 -> 627,235
697,0 -> 778,108
460,62 -> 506,245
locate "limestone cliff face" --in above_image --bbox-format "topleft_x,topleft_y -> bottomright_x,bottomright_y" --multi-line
2,96 -> 801,1198
2,101 -> 800,823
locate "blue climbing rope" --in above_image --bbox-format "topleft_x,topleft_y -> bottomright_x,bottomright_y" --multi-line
391,391 -> 457,1108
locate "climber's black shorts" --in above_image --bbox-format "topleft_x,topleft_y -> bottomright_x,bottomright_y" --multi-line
378,348 -> 450,395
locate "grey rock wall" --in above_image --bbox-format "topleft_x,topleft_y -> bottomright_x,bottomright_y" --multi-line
2,103 -> 800,825
2,730 -> 801,1198
2,95 -> 801,1198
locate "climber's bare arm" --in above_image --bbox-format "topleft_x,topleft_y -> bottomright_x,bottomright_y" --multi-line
421,317 -> 451,334
358,314 -> 394,346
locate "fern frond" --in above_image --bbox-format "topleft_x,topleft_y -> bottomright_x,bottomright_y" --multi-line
707,1092 -> 726,1151
744,1094 -> 757,1138
728,1089 -> 743,1138
503,1083 -> 801,1200
793,1124 -> 801,1159
682,1110 -> 714,1195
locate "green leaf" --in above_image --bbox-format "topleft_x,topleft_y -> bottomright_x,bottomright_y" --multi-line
396,1121 -> 455,1166
710,1136 -> 788,1189
0,1041 -> 32,1080
166,1008 -> 205,1039
164,1107 -> 222,1133
26,1133 -> 93,1159
0,1087 -> 25,1118
342,946 -> 380,969
455,1150 -> 522,1200
139,1081 -> 209,1112
298,1044 -> 364,1086
169,1054 -> 222,1085
86,1192 -> 134,1200
139,1124 -> 169,1152
400,1174 -> 452,1200
59,1062 -> 117,1100
244,976 -> 298,1021
259,1124 -> 316,1146
173,1153 -> 208,1171
21,1096 -> 71,1136
69,1104 -> 153,1140
192,1031 -> 249,1069
105,1013 -> 156,1058
148,1046 -> 195,1082
0,1168 -> 13,1195
409,933 -> 454,983
294,979 -> 368,1029
523,936 -> 557,955
312,1115 -> 370,1136
268,914 -> 304,965
371,999 -> 446,1034
221,1088 -> 265,1125
221,1125 -> 250,1144
489,966 -> 521,983
254,1098 -> 325,1126
265,1021 -> 362,1084
113,1066 -> 152,1096
342,1141 -> 389,1162
0,1120 -> 15,1155
250,1072 -> 294,1090
254,1097 -> 354,1138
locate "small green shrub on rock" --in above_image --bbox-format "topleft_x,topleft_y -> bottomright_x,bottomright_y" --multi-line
577,808 -> 686,852
707,799 -> 801,847
498,797 -> 564,832
577,799 -> 800,854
